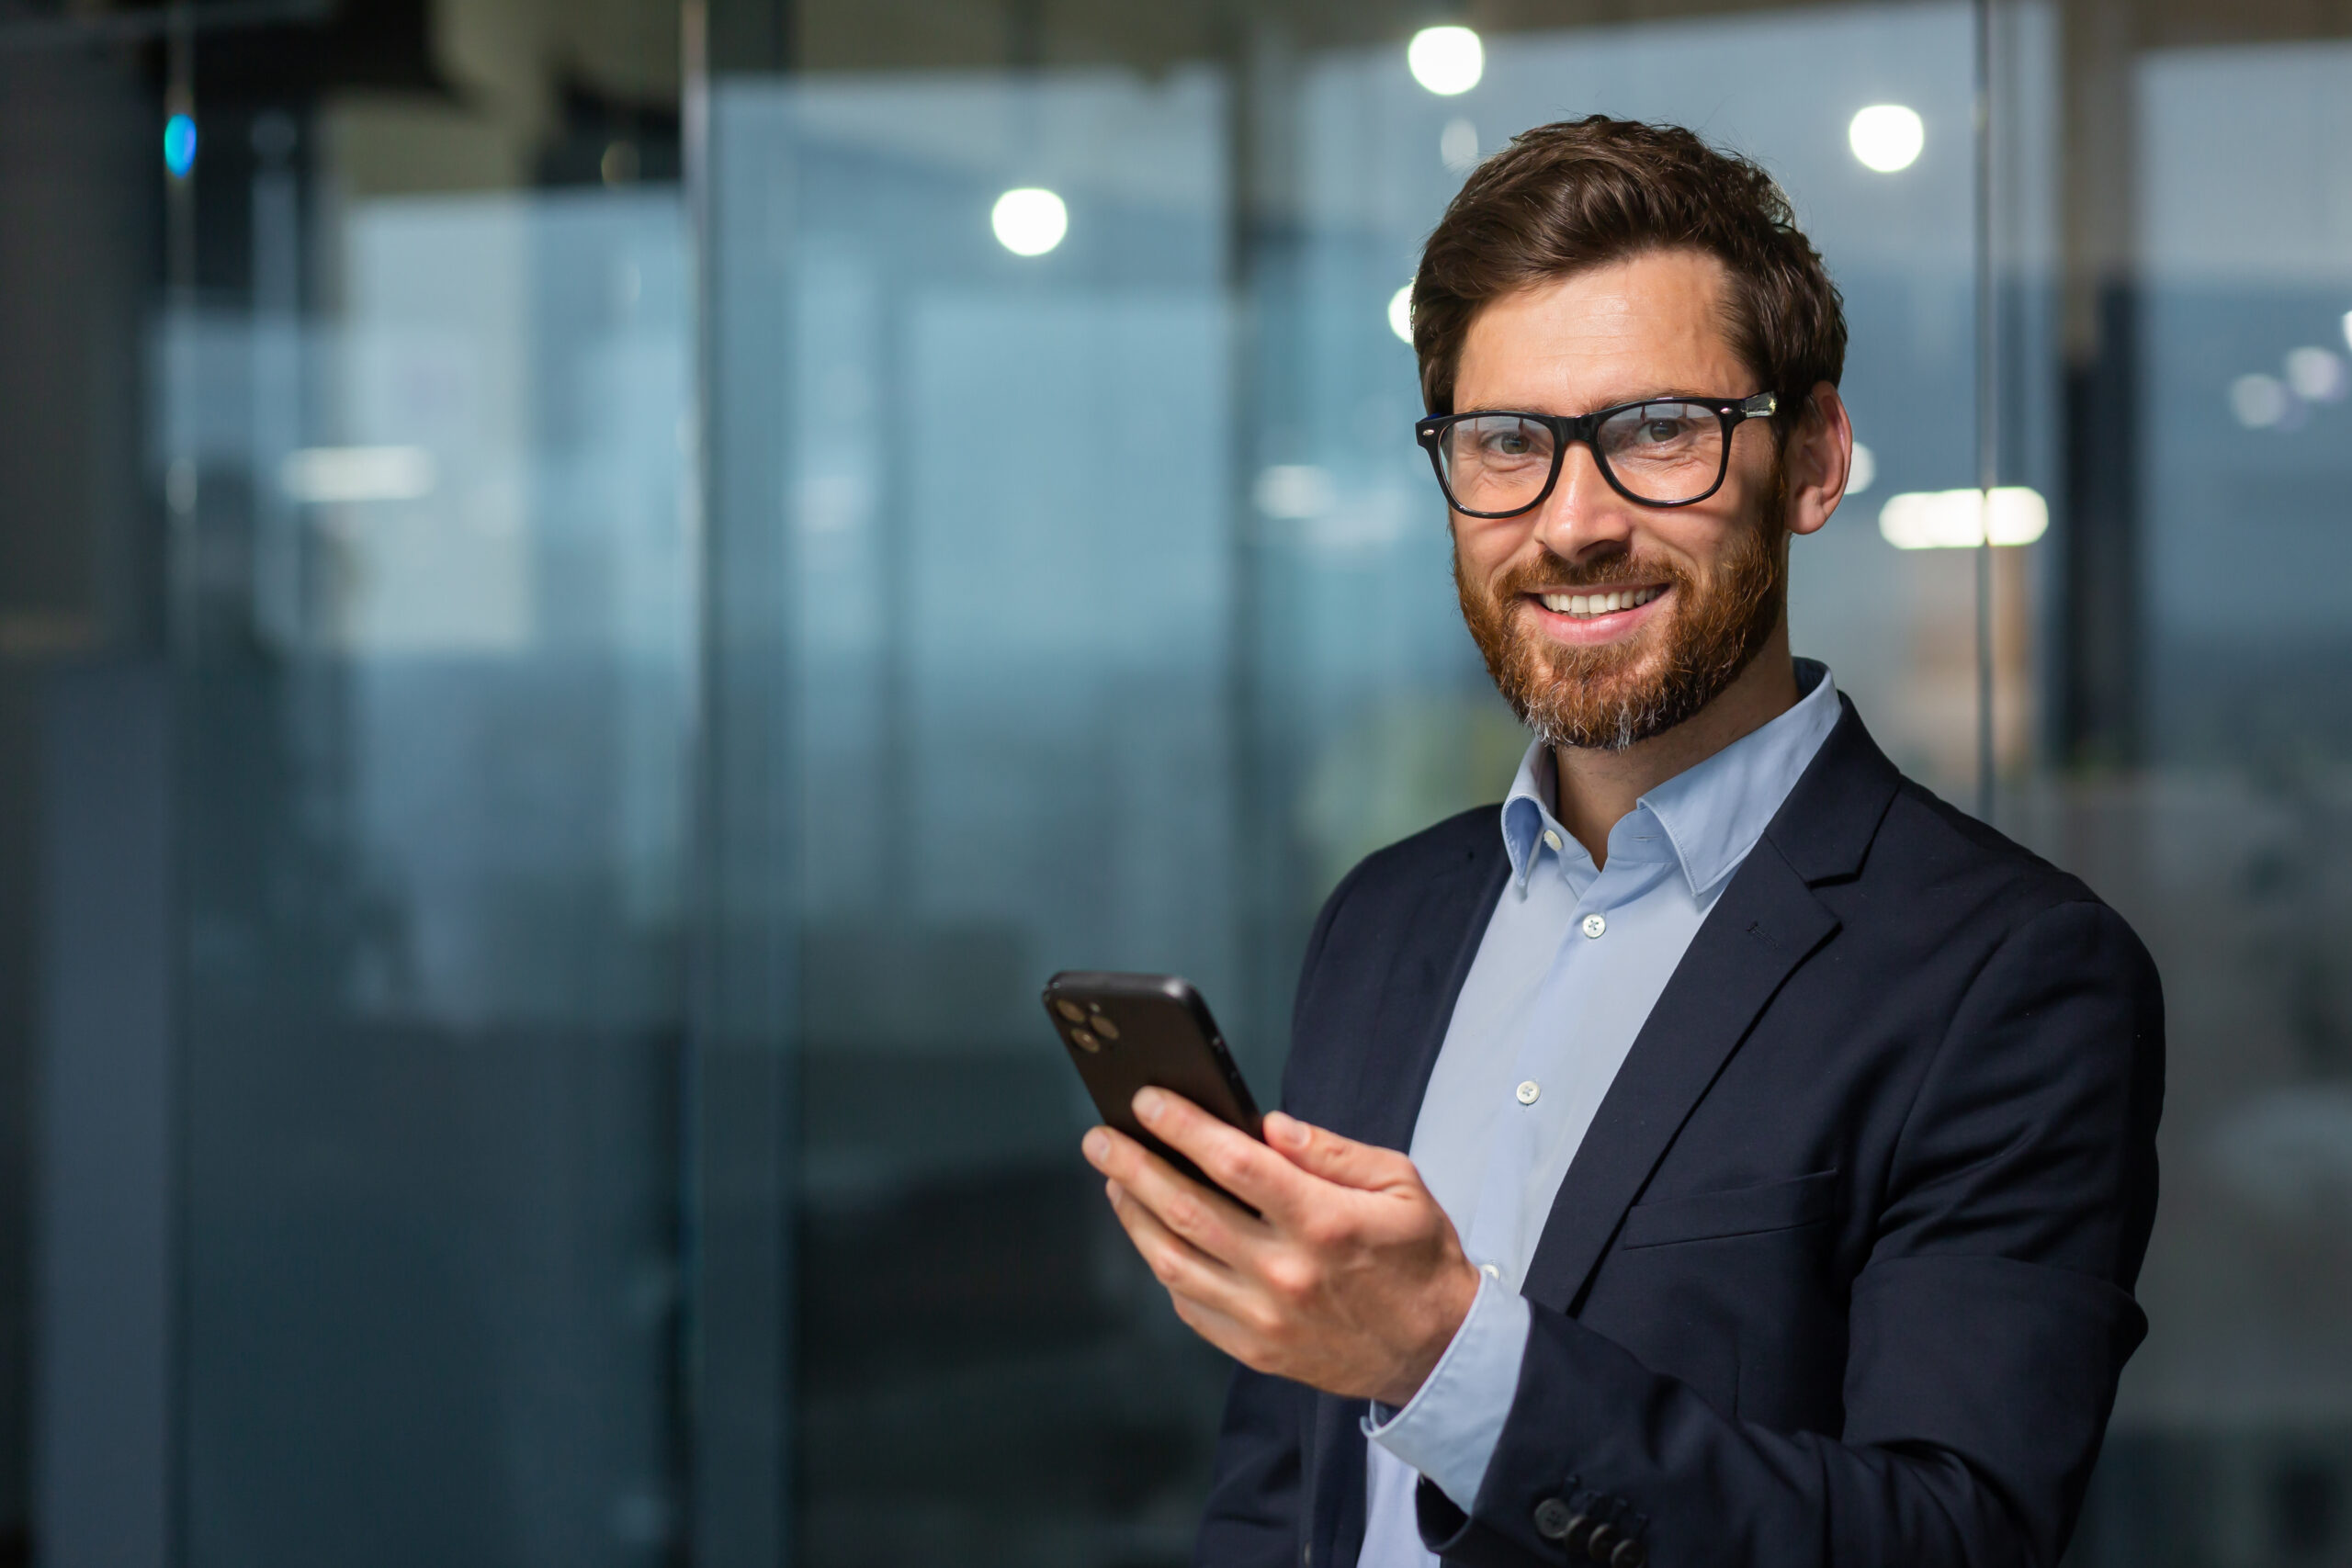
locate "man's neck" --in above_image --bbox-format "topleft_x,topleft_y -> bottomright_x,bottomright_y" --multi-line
1549,623 -> 1802,868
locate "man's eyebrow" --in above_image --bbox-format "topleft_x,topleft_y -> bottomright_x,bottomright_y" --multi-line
1453,390 -> 1718,416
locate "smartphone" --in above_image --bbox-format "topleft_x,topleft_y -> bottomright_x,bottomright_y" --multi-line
1044,971 -> 1264,1201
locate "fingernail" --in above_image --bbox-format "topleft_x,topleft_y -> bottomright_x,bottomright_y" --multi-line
1133,1088 -> 1166,1122
1082,1130 -> 1109,1166
1265,1111 -> 1306,1148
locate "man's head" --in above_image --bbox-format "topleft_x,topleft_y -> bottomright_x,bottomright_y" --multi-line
1412,117 -> 1851,751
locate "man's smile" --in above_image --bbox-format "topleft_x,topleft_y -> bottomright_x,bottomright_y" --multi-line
1522,582 -> 1670,643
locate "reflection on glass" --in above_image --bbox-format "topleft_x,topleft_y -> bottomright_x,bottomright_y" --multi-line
164,112 -> 198,179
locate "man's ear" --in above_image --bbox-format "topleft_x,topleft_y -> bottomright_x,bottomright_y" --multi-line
1783,382 -> 1851,538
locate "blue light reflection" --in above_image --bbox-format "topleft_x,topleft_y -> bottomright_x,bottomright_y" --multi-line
164,114 -> 197,178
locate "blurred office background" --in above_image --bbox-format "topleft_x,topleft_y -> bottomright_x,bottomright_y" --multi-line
0,0 -> 2347,1564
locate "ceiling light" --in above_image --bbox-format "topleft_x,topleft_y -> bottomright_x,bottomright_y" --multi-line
1408,26 -> 1484,96
1441,118 -> 1479,175
1849,105 -> 1924,174
2286,346 -> 2348,403
280,446 -> 438,505
1847,442 -> 1877,497
990,187 -> 1068,257
2228,374 -> 2291,430
1879,487 -> 2048,549
1388,285 -> 1415,344
1254,466 -> 1337,520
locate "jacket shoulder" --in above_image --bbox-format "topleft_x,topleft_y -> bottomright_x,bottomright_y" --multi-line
1282,804 -> 1502,1113
1293,802 -> 1498,1002
1876,774 -> 2103,908
1328,803 -> 1498,905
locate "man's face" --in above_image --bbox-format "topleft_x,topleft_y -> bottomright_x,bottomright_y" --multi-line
1448,249 -> 1788,751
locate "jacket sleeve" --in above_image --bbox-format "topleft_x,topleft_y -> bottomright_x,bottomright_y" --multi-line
1416,897 -> 2165,1568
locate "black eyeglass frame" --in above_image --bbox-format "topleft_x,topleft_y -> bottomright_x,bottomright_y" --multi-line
1413,391 -> 1780,516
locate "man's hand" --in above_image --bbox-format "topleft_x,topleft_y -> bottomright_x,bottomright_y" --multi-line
1082,1088 -> 1481,1407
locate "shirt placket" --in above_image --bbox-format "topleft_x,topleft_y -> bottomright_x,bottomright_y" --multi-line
1458,839 -> 1663,1286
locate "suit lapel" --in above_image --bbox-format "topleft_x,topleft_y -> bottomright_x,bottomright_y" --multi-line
1342,835 -> 1511,1153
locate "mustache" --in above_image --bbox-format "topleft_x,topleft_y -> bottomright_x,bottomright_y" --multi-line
1496,549 -> 1690,596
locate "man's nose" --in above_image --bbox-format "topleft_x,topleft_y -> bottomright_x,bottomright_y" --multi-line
1532,443 -> 1635,563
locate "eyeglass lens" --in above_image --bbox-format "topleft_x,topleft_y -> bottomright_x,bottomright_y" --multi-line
1437,402 -> 1727,511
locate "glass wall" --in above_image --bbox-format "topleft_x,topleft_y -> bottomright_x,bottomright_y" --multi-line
11,6 -> 695,1565
2,1 -> 2350,1565
2039,28 -> 2352,1567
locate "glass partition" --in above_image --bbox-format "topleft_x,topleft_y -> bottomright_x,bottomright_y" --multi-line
36,7 -> 703,1562
2035,31 -> 2352,1567
707,68 -> 1243,1566
166,181 -> 693,1566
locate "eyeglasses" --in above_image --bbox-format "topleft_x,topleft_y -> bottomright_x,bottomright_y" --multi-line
1414,392 -> 1778,515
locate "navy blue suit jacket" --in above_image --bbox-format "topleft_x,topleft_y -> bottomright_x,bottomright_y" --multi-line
1196,698 -> 2163,1568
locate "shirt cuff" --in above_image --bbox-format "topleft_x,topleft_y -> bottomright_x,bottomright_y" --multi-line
1359,1269 -> 1532,1512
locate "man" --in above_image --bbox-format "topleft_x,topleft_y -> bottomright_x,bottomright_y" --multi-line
1081,117 -> 2162,1568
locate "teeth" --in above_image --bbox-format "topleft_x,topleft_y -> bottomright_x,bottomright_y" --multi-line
1540,586 -> 1661,618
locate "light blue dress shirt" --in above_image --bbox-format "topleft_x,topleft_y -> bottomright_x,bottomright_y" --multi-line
1356,660 -> 1841,1568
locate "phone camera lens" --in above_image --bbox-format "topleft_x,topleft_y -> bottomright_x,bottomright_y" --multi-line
1054,998 -> 1086,1023
1069,1027 -> 1101,1054
1091,1015 -> 1121,1041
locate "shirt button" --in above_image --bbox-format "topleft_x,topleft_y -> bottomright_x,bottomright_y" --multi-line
1542,829 -> 1563,852
1480,1262 -> 1500,1280
1581,912 -> 1607,939
1515,1079 -> 1541,1105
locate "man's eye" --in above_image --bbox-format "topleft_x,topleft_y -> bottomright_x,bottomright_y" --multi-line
1639,419 -> 1691,444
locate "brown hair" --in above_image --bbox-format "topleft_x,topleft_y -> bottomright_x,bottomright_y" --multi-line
1411,116 -> 1846,429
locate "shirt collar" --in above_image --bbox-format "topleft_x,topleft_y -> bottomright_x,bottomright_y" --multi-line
1499,748 -> 1567,886
1496,659 -> 1841,897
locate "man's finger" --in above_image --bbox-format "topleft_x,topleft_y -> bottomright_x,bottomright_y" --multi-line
1085,1123 -> 1259,1264
1102,1179 -> 1258,1324
1261,1111 -> 1416,1193
1130,1089 -> 1316,1221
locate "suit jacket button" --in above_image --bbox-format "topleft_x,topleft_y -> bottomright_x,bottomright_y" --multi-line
1584,1523 -> 1617,1561
1533,1498 -> 1575,1540
1611,1540 -> 1646,1568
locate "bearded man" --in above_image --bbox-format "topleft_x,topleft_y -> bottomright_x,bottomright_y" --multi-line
1081,118 -> 2163,1568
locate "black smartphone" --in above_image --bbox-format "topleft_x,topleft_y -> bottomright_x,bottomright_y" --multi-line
1044,971 -> 1264,1201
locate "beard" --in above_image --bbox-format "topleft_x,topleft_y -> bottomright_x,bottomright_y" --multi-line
1454,486 -> 1788,752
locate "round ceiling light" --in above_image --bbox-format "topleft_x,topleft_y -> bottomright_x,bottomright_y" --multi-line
1408,27 -> 1484,96
991,187 -> 1069,256
1848,105 -> 1925,174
